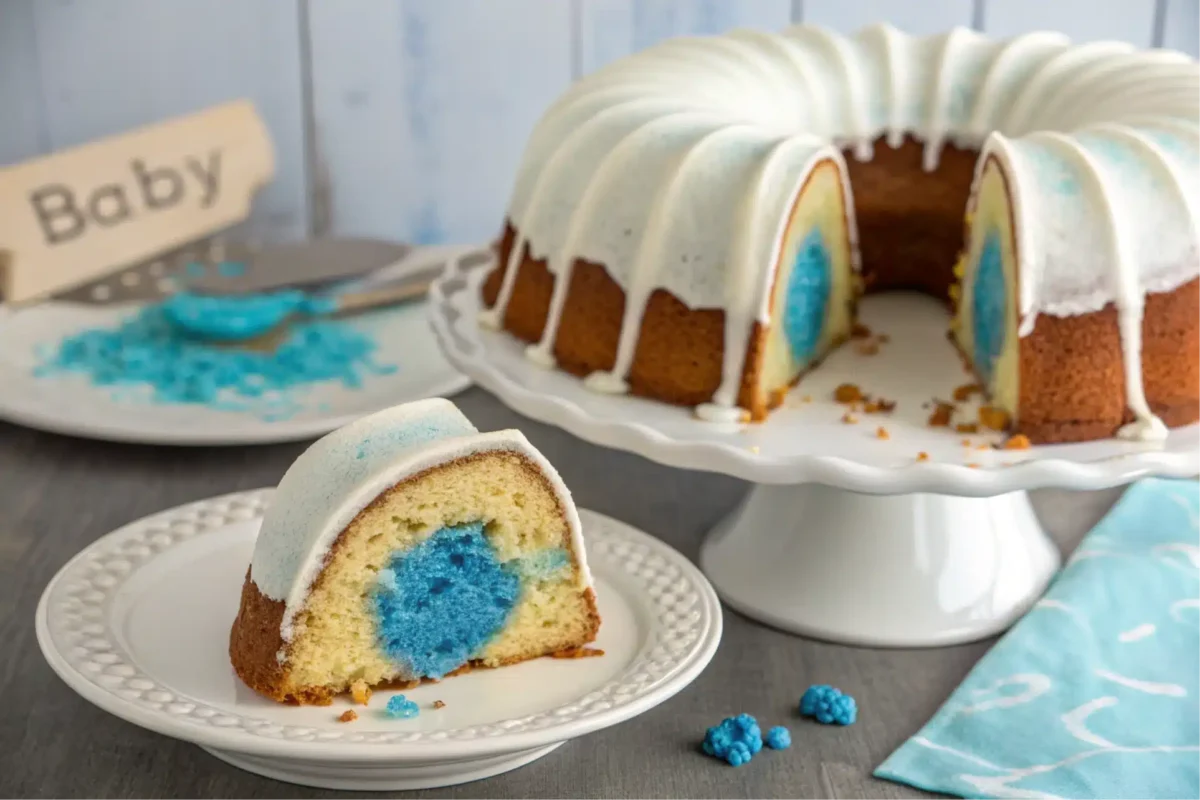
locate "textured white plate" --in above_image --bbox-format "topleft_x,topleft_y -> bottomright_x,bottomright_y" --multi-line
35,490 -> 722,791
429,258 -> 1199,496
0,246 -> 478,446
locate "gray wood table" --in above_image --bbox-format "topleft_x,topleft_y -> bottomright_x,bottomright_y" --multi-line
0,387 -> 1127,799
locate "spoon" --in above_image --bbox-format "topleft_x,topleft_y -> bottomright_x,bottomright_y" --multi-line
161,278 -> 432,346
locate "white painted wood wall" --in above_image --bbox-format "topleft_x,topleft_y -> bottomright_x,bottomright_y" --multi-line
1,0 -> 1196,246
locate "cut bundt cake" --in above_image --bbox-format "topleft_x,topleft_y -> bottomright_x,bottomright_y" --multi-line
480,23 -> 1199,443
229,399 -> 600,705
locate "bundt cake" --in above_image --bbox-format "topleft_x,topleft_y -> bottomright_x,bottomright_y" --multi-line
230,399 -> 600,705
479,24 -> 1199,444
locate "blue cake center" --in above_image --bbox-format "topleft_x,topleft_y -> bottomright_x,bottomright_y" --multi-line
373,521 -> 520,679
782,229 -> 830,364
972,230 -> 1007,386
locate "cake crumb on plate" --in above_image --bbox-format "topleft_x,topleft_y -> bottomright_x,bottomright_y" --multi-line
978,406 -> 1010,431
551,647 -> 606,659
834,383 -> 863,404
1003,434 -> 1032,450
338,709 -> 357,723
350,679 -> 372,706
927,402 -> 954,427
953,382 -> 982,402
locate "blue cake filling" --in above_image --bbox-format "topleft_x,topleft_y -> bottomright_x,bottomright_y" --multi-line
372,522 -> 571,679
782,229 -> 830,365
972,230 -> 1007,386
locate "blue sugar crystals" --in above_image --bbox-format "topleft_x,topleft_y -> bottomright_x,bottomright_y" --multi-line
373,522 -> 520,680
35,295 -> 394,419
800,684 -> 857,726
702,713 -> 764,767
384,695 -> 420,719
765,726 -> 792,750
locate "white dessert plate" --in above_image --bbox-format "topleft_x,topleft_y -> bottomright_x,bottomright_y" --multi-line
35,490 -> 722,791
0,247 -> 475,447
428,257 -> 1200,496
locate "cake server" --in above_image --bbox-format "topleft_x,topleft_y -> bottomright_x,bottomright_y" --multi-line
46,236 -> 423,305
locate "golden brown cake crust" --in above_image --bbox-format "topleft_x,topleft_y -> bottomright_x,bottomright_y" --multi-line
229,451 -> 601,706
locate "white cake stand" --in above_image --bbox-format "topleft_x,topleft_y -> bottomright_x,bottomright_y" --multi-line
428,256 -> 1199,647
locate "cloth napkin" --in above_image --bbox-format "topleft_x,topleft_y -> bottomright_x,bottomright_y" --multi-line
876,478 -> 1199,799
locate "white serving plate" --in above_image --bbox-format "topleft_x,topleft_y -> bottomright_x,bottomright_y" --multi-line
0,247 -> 479,446
35,490 -> 722,791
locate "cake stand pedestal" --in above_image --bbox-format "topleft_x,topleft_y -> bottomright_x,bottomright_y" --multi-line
429,255 -> 1199,647
701,485 -> 1056,646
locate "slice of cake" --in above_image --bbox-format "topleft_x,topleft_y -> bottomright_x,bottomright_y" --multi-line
229,399 -> 601,705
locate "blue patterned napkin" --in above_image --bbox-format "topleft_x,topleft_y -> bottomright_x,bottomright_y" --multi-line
876,478 -> 1199,799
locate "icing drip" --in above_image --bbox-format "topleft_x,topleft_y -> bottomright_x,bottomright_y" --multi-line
1029,131 -> 1166,441
789,26 -> 873,160
866,23 -> 905,149
478,234 -> 524,330
923,28 -> 991,171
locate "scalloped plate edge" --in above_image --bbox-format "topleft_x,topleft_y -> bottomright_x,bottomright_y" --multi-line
35,490 -> 723,763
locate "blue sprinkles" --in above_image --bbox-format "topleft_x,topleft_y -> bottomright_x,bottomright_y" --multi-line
702,713 -> 763,767
800,685 -> 857,726
765,726 -> 791,750
385,695 -> 420,719
34,296 -> 395,420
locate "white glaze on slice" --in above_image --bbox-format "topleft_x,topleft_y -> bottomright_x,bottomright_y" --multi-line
250,399 -> 594,645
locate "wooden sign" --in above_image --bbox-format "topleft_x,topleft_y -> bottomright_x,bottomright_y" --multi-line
0,100 -> 274,305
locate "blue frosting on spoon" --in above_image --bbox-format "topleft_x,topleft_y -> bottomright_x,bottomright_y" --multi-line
161,290 -> 336,342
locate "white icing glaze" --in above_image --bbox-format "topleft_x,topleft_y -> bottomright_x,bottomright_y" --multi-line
486,23 -> 1200,431
250,399 -> 593,645
1028,130 -> 1161,439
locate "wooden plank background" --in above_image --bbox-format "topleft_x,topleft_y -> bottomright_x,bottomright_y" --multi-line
0,0 -> 1196,247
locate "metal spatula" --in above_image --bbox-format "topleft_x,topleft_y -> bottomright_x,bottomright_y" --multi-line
50,236 -> 418,305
